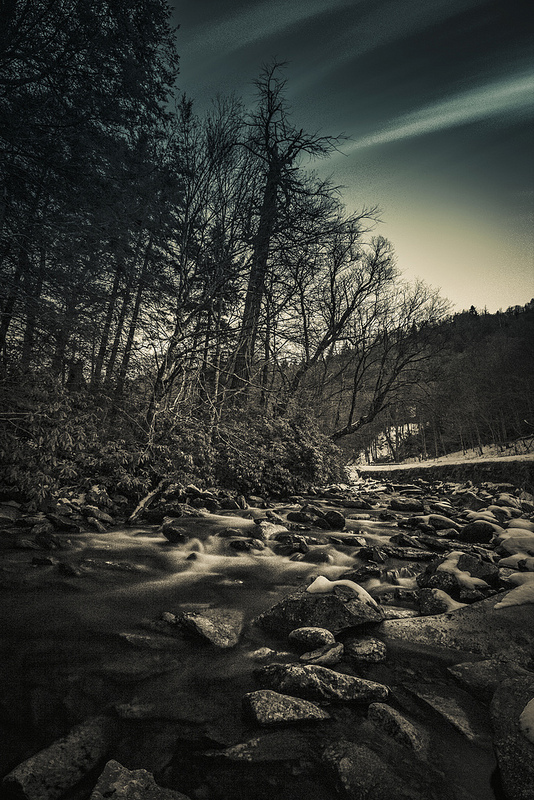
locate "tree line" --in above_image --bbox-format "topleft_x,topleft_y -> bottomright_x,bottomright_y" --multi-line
0,1 -> 530,500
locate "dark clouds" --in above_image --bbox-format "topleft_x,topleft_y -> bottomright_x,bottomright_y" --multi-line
171,0 -> 533,311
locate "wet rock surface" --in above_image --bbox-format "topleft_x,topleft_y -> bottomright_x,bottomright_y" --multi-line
0,470 -> 533,799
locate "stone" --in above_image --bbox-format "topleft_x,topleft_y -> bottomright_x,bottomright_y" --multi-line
178,609 -> 244,648
89,759 -> 191,800
380,592 -> 534,667
323,509 -> 345,530
448,658 -> 532,703
300,642 -> 344,666
406,684 -> 492,747
367,703 -> 427,754
2,715 -> 118,800
288,627 -> 336,650
321,740 -> 447,800
344,636 -> 387,663
243,689 -> 330,725
491,676 -> 534,800
254,581 -> 384,638
457,520 -> 503,543
219,730 -> 314,762
418,588 -> 466,615
389,497 -> 425,512
254,663 -> 389,703
160,518 -> 189,543
80,505 -> 114,523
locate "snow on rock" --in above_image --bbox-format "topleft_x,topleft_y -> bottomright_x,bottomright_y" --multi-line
494,572 -> 534,609
519,698 -> 534,744
436,551 -> 489,589
306,575 -> 378,606
495,529 -> 534,556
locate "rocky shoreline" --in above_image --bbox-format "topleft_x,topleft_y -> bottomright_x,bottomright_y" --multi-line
0,470 -> 533,799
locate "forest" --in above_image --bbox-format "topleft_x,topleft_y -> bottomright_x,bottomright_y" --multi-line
1,0 -> 533,504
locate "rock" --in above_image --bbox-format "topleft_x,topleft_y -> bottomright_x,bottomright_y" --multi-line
254,580 -> 384,638
416,551 -> 499,599
286,511 -> 313,524
160,518 -> 189,543
80,505 -> 114,523
457,520 -> 503,543
389,497 -> 425,512
300,643 -> 344,666
406,683 -> 492,747
254,663 -> 389,703
288,627 -> 336,650
0,504 -> 21,523
219,730 -> 314,762
343,636 -> 387,664
448,658 -> 532,703
2,715 -> 118,800
89,759 -> 191,800
322,740 -> 445,800
491,676 -> 534,800
45,514 -> 82,533
86,517 -> 107,532
418,588 -> 466,615
178,609 -> 244,648
323,509 -> 345,530
380,607 -> 420,620
242,689 -> 330,725
367,703 -> 427,754
380,592 -> 534,667
299,548 -> 333,564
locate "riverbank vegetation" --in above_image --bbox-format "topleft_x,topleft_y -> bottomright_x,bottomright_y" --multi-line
1,0 -> 533,501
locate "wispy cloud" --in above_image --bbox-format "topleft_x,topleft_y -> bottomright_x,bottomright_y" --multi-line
182,0 -> 356,58
346,73 -> 534,152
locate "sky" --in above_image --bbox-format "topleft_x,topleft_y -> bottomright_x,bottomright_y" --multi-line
170,0 -> 533,313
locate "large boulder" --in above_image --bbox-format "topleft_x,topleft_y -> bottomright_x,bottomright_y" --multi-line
254,663 -> 389,703
380,592 -> 534,667
254,581 -> 384,638
178,609 -> 244,648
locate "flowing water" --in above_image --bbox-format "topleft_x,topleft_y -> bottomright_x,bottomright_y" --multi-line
0,511 -> 498,799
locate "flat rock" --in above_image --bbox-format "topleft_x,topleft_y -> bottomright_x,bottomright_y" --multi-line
490,676 -> 534,800
254,582 -> 384,638
344,636 -> 387,664
178,609 -> 244,648
380,592 -> 534,666
254,663 -> 389,703
243,689 -> 330,725
89,759 -> 191,800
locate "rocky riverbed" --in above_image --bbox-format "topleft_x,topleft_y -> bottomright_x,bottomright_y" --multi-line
0,473 -> 533,800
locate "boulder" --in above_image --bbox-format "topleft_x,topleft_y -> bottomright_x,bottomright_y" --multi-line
457,520 -> 503,543
300,643 -> 344,666
448,658 -> 532,703
389,497 -> 425,512
89,759 -> 191,800
254,663 -> 389,703
324,509 -> 346,530
491,676 -> 534,800
242,689 -> 330,725
254,581 -> 384,638
380,592 -> 534,667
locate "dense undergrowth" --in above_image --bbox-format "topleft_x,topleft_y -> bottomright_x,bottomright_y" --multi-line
0,380 -> 346,505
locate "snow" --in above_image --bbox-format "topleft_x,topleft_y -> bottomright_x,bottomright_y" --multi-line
519,698 -> 534,744
306,575 -> 378,606
494,572 -> 534,609
436,551 -> 489,589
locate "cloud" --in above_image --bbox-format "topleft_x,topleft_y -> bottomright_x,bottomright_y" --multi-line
346,72 -> 534,151
182,0 -> 356,58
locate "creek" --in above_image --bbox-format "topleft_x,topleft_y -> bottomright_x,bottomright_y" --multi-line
0,510 -> 499,799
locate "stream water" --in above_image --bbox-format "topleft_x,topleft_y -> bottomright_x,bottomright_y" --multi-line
0,511 -> 498,799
